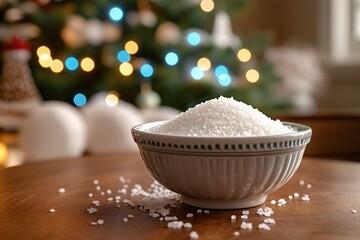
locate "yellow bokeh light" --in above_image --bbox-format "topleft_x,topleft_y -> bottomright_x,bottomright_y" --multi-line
125,41 -> 139,54
105,93 -> 119,107
50,59 -> 64,73
81,57 -> 95,72
200,0 -> 215,12
0,143 -> 7,164
246,69 -> 260,83
197,57 -> 211,71
237,48 -> 252,62
119,62 -> 134,76
36,46 -> 51,57
39,53 -> 52,68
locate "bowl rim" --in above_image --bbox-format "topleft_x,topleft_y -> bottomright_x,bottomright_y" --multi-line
131,121 -> 312,140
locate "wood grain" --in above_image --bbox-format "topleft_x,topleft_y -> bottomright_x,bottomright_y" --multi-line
0,153 -> 360,240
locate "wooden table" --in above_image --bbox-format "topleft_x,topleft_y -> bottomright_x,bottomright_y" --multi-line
1,154 -> 360,240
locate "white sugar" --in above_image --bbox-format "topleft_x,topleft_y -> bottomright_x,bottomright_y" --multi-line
58,188 -> 65,193
148,96 -> 293,137
189,231 -> 199,239
49,208 -> 56,213
240,222 -> 253,230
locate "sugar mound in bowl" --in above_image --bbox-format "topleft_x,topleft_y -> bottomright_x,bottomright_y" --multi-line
131,96 -> 312,209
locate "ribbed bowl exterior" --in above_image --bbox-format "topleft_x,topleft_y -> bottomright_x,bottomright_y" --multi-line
132,121 -> 312,207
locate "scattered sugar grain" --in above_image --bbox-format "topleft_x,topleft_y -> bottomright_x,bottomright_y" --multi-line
167,221 -> 184,229
288,195 -> 293,200
58,188 -> 66,193
100,192 -> 105,196
233,231 -> 240,236
49,208 -> 56,213
148,96 -> 294,137
88,193 -> 93,198
307,184 -> 312,189
299,180 -> 305,186
123,218 -> 128,223
301,194 -> 310,201
87,207 -> 97,214
240,222 -> 253,230
256,207 -> 273,216
242,210 -> 250,215
93,179 -> 99,185
184,222 -> 192,228
128,214 -> 134,218
270,200 -> 277,205
97,219 -> 104,225
264,218 -> 276,224
107,197 -> 114,202
189,231 -> 199,239
294,192 -> 300,198
352,209 -> 357,213
241,215 -> 248,220
106,189 -> 112,195
91,221 -> 98,226
258,223 -> 271,231
197,209 -> 202,214
204,210 -> 210,214
186,213 -> 194,218
96,186 -> 101,191
230,215 -> 237,220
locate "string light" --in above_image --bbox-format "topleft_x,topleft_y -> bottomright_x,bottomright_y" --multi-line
237,48 -> 251,62
197,57 -> 211,71
246,69 -> 260,83
187,32 -> 201,46
200,0 -> 215,12
109,6 -> 124,21
39,53 -> 52,68
81,57 -> 95,72
105,92 -> 119,107
36,46 -> 50,57
50,59 -> 64,73
65,57 -> 79,71
190,66 -> 204,80
125,41 -> 139,54
119,62 -> 133,76
165,52 -> 179,66
117,50 -> 131,63
73,93 -> 87,107
140,64 -> 154,77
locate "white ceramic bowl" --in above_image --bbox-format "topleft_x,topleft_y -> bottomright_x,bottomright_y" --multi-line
131,121 -> 312,209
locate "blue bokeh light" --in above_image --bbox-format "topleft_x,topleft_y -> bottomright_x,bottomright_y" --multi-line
65,57 -> 79,71
218,74 -> 231,86
117,50 -> 131,63
190,67 -> 204,80
214,65 -> 229,78
73,93 -> 87,107
165,52 -> 179,66
187,32 -> 201,46
140,64 -> 154,77
109,7 -> 124,21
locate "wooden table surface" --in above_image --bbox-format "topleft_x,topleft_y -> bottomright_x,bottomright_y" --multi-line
1,153 -> 360,240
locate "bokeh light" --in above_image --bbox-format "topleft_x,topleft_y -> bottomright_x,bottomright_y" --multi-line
80,57 -> 95,72
105,92 -> 119,107
246,69 -> 260,83
0,143 -> 7,165
200,0 -> 215,12
119,62 -> 133,76
109,7 -> 124,21
190,66 -> 204,80
165,52 -> 179,66
50,59 -> 64,73
125,40 -> 139,54
197,57 -> 211,71
36,46 -> 50,57
237,48 -> 251,62
214,65 -> 228,78
218,74 -> 231,86
117,50 -> 131,63
73,93 -> 87,107
140,64 -> 154,77
65,57 -> 79,71
39,53 -> 52,68
187,32 -> 201,46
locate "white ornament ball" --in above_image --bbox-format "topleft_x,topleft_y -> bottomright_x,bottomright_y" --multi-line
82,104 -> 144,154
141,106 -> 181,122
155,21 -> 182,44
136,91 -> 161,109
19,101 -> 87,162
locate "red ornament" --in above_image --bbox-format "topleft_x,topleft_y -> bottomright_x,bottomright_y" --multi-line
3,36 -> 30,51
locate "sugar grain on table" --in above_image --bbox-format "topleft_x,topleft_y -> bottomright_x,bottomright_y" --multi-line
148,96 -> 293,137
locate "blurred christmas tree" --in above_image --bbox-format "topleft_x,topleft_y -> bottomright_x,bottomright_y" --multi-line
0,0 -> 290,112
